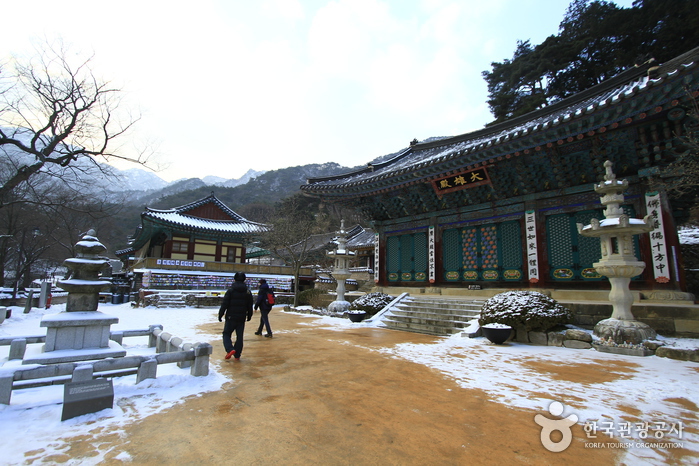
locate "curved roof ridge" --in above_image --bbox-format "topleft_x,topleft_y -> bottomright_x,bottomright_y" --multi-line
302,46 -> 699,193
307,148 -> 413,184
143,192 -> 269,229
409,64 -> 651,152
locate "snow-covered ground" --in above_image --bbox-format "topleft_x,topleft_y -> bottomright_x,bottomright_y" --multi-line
0,303 -> 227,465
1,303 -> 698,465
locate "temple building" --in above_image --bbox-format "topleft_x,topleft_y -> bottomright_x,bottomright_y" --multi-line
116,194 -> 297,292
301,47 -> 699,302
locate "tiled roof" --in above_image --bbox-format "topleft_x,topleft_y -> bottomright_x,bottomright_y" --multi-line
115,194 -> 268,256
302,46 -> 699,196
143,193 -> 268,234
346,228 -> 375,249
168,194 -> 249,222
143,210 -> 267,234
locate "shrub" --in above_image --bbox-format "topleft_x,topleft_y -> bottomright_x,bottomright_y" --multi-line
297,288 -> 328,308
478,291 -> 572,332
349,292 -> 394,316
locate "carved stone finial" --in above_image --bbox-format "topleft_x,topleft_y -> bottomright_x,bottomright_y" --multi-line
603,160 -> 615,182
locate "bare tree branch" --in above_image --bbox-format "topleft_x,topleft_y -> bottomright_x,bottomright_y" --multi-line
0,40 -> 150,208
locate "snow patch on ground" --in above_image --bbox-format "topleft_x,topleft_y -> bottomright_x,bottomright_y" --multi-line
0,303 -> 226,465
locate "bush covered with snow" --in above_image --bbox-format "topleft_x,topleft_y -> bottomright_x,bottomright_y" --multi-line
478,291 -> 572,331
349,292 -> 394,316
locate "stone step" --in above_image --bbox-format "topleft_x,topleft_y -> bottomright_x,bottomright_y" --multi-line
384,314 -> 476,329
393,306 -> 481,317
400,302 -> 482,312
376,295 -> 484,336
403,298 -> 484,307
389,310 -> 479,322
155,294 -> 187,308
381,319 -> 468,335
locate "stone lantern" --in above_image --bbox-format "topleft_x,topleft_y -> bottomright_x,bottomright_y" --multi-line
577,161 -> 656,344
327,220 -> 355,314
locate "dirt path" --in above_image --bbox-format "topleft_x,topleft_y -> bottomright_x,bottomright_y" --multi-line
74,311 -> 621,465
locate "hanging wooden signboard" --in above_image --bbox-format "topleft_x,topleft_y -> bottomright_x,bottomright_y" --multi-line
430,167 -> 490,197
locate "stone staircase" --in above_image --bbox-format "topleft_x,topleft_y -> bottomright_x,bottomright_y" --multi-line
377,295 -> 484,336
153,293 -> 187,309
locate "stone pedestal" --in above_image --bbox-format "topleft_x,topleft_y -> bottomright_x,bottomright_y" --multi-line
328,300 -> 351,313
593,318 -> 657,345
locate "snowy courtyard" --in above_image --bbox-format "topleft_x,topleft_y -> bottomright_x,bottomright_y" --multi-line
0,302 -> 698,465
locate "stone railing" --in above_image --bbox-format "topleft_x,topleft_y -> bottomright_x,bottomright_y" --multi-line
0,325 -> 212,405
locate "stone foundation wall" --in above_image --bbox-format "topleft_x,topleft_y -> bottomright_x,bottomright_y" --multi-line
513,327 -> 593,349
510,327 -> 699,362
567,303 -> 699,338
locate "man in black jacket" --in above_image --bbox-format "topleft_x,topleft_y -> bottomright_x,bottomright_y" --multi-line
218,272 -> 254,360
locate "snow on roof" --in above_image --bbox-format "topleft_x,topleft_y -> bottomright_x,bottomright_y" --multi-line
141,193 -> 268,235
580,217 -> 649,230
346,228 -> 375,248
144,210 -> 267,234
679,227 -> 699,245
303,47 -> 699,192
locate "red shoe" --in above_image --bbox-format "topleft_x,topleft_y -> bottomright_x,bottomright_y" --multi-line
225,350 -> 236,360
234,357 -> 241,361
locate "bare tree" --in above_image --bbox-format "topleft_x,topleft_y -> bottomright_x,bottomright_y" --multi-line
0,39 -> 153,292
261,194 -> 328,306
0,201 -> 51,297
0,40 -> 150,210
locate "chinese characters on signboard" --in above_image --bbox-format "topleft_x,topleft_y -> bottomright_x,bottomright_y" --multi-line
431,167 -> 490,197
645,192 -> 670,283
428,226 -> 436,283
525,211 -> 540,283
374,233 -> 380,283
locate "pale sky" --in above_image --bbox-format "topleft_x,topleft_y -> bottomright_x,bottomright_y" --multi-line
2,0 -> 635,182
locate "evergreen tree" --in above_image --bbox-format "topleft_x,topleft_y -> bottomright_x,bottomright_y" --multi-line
482,0 -> 699,123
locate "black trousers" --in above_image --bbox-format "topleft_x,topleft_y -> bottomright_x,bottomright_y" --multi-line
222,318 -> 246,356
257,310 -> 272,335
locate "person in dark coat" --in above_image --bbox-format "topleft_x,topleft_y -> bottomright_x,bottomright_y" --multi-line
218,272 -> 254,360
254,278 -> 273,338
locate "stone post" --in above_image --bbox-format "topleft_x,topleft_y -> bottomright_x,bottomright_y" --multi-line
327,220 -> 355,314
191,343 -> 212,377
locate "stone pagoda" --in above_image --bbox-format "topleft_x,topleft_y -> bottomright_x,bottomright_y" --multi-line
23,230 -> 126,364
577,161 -> 656,344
